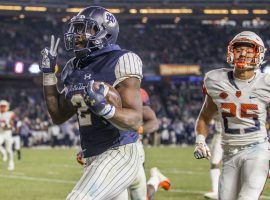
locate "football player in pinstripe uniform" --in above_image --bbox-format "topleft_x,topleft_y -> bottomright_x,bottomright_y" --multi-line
76,88 -> 170,200
40,6 -> 146,200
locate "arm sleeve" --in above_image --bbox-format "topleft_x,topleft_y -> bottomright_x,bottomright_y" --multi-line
113,52 -> 143,87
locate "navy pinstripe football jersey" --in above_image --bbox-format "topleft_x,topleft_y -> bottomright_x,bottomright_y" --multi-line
61,45 -> 143,157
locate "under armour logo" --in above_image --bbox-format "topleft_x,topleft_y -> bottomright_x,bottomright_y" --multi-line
84,74 -> 91,80
90,99 -> 96,106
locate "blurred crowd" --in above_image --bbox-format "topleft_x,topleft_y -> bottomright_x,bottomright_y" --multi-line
1,18 -> 270,73
0,87 -> 80,148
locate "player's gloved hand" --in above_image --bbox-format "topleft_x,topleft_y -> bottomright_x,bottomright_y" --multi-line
194,135 -> 211,159
84,80 -> 115,119
0,121 -> 7,128
76,150 -> 86,166
40,35 -> 60,73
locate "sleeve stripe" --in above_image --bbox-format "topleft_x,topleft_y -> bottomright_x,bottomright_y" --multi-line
127,53 -> 133,74
136,55 -> 142,75
124,53 -> 129,74
132,53 -> 138,74
119,56 -> 123,77
136,57 -> 141,74
131,53 -> 136,74
115,61 -> 120,79
123,55 -> 128,75
114,52 -> 143,81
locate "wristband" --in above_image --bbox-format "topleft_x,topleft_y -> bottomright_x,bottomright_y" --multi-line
195,134 -> 206,143
101,104 -> 116,119
43,73 -> 57,86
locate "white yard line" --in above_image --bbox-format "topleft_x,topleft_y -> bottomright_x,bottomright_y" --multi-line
169,189 -> 270,199
144,168 -> 206,175
1,174 -> 270,199
0,174 -> 76,184
170,188 -> 204,194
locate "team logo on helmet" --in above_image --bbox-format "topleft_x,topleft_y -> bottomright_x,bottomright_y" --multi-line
104,11 -> 116,27
77,15 -> 85,19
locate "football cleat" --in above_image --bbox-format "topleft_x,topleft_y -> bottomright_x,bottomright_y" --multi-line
150,167 -> 171,191
204,191 -> 218,199
8,162 -> 15,171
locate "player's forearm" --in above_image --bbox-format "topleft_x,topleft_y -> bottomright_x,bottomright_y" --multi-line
43,85 -> 64,124
108,108 -> 143,131
42,72 -> 76,124
143,119 -> 159,134
195,114 -> 210,138
196,95 -> 217,138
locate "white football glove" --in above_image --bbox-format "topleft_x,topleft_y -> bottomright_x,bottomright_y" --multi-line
194,135 -> 211,159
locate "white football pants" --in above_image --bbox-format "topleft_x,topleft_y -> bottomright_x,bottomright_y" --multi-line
219,141 -> 270,200
67,142 -> 142,200
0,130 -> 14,165
129,140 -> 147,200
210,133 -> 223,165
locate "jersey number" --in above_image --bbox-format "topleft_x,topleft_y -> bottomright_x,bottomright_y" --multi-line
71,94 -> 92,126
221,103 -> 260,134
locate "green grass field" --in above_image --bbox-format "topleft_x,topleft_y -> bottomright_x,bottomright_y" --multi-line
0,147 -> 270,200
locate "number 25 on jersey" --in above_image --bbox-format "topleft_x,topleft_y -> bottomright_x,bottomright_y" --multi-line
221,103 -> 260,134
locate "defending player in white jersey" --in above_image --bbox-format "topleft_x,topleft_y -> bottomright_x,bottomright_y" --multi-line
194,31 -> 270,200
0,100 -> 15,170
204,116 -> 223,199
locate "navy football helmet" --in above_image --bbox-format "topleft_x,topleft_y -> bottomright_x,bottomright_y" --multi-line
64,6 -> 119,58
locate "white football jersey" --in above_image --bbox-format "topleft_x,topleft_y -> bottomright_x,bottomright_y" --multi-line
204,68 -> 270,146
0,111 -> 14,131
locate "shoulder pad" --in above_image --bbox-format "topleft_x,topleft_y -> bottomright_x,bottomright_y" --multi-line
251,71 -> 270,104
204,68 -> 232,96
261,72 -> 270,87
205,68 -> 231,82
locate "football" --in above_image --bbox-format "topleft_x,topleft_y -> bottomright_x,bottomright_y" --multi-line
93,81 -> 122,108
